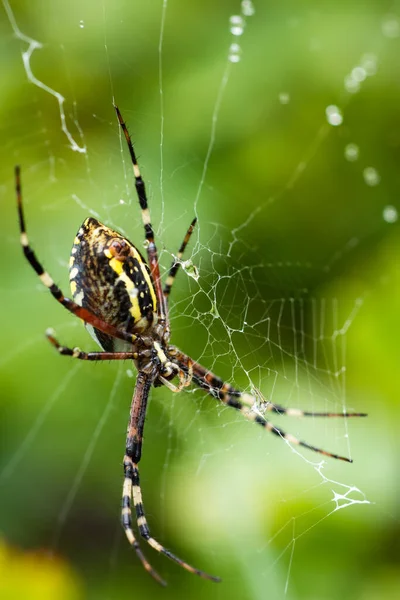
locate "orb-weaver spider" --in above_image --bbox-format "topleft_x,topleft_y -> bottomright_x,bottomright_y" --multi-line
15,105 -> 366,586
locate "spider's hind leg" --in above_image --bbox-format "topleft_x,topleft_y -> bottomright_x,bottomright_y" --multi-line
121,459 -> 166,586
126,456 -> 221,582
122,370 -> 221,584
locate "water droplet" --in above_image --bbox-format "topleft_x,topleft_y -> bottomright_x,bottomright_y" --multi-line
119,198 -> 125,205
126,369 -> 134,378
228,43 -> 242,63
351,66 -> 367,83
279,92 -> 290,104
241,0 -> 255,16
363,167 -> 380,186
383,205 -> 398,223
325,105 -> 343,126
230,15 -> 245,36
79,20 -> 85,29
361,53 -> 378,76
344,143 -> 359,162
344,75 -> 360,94
182,259 -> 199,281
382,14 -> 400,38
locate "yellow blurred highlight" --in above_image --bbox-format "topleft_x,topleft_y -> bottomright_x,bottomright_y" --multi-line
0,538 -> 82,600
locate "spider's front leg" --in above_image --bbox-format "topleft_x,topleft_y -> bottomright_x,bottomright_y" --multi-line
15,166 -> 144,349
122,370 -> 221,585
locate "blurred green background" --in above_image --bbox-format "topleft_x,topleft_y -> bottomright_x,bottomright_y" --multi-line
1,1 -> 399,599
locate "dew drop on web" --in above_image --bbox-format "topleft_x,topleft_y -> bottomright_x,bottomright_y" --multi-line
229,43 -> 242,63
381,14 -> 400,38
383,205 -> 398,223
363,166 -> 380,186
230,15 -> 245,36
344,143 -> 359,162
241,1 -> 255,17
279,92 -> 290,105
325,105 -> 343,126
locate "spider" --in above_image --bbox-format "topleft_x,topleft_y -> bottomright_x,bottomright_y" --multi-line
15,105 -> 367,586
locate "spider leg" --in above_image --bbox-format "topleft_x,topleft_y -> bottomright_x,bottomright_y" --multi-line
114,105 -> 167,327
122,461 -> 166,586
254,397 -> 367,418
123,371 -> 221,584
169,347 -> 366,463
163,217 -> 197,298
46,329 -> 139,361
15,166 -> 143,348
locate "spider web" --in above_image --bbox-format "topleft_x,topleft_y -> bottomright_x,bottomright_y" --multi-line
0,1 -> 399,599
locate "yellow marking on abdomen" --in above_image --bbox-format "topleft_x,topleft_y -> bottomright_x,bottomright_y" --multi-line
107,256 -> 142,323
131,247 -> 157,311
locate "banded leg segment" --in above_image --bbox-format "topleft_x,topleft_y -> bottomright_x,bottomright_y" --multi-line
168,346 -> 367,417
169,348 -> 365,463
163,217 -> 197,297
123,371 -> 220,584
114,106 -> 167,325
122,459 -> 166,586
46,329 -> 138,361
128,458 -> 220,582
15,166 -> 140,348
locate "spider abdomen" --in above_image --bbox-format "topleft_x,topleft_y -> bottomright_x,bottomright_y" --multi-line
69,217 -> 157,351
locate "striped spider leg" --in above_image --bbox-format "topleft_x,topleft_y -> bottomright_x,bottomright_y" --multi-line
15,166 -> 143,349
113,106 -> 219,583
15,107 -> 219,585
169,348 -> 367,463
15,104 -> 366,587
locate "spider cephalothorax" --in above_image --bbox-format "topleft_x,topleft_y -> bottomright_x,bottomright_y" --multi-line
15,105 -> 366,586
